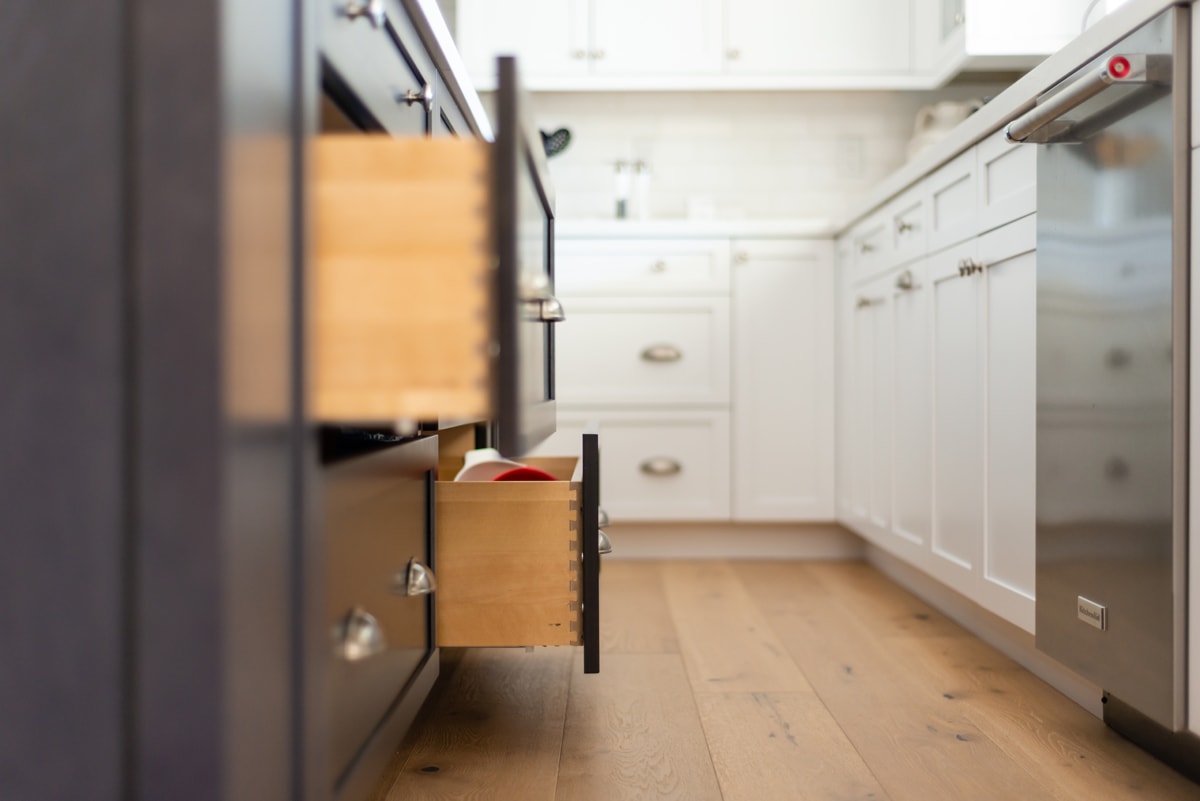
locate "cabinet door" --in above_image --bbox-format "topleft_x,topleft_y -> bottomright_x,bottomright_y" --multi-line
889,261 -> 933,553
929,242 -> 984,597
731,240 -> 834,521
592,0 -> 722,75
835,239 -> 855,521
725,0 -> 912,75
455,0 -> 589,88
848,274 -> 894,532
979,215 -> 1036,632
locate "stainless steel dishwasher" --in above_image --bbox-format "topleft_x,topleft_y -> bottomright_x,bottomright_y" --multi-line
1006,7 -> 1187,733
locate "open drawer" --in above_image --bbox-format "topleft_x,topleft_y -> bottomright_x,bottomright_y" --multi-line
435,434 -> 601,673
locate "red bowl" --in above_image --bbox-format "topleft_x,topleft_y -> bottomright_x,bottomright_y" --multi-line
491,466 -> 557,482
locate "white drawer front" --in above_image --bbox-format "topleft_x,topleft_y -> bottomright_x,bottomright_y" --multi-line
927,148 -> 978,252
887,187 -> 927,267
977,129 -> 1036,233
530,411 -> 732,521
850,212 -> 891,285
555,298 -> 731,405
556,239 -> 731,295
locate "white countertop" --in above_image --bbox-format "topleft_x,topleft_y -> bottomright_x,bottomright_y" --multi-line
556,219 -> 837,239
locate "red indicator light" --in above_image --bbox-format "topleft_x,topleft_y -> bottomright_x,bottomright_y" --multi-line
1108,56 -> 1131,78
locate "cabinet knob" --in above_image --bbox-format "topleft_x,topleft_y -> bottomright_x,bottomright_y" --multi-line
641,344 -> 683,363
727,48 -> 741,60
895,269 -> 915,291
332,606 -> 386,661
340,0 -> 385,27
399,83 -> 433,111
650,260 -> 668,273
393,559 -> 437,597
896,220 -> 915,234
572,49 -> 587,59
640,457 -> 682,477
734,251 -> 750,263
855,296 -> 873,309
591,49 -> 606,59
598,529 -> 613,555
859,242 -> 875,254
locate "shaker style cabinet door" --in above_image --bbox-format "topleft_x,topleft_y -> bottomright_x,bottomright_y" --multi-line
724,0 -> 912,75
590,0 -> 722,76
731,240 -> 834,521
455,0 -> 590,88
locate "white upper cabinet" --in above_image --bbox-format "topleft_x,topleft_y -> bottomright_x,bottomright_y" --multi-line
914,0 -> 1094,83
457,0 -> 1093,90
591,0 -> 723,77
725,0 -> 911,77
455,0 -> 590,89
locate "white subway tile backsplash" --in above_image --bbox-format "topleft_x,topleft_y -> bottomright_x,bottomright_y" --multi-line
526,84 -> 1009,222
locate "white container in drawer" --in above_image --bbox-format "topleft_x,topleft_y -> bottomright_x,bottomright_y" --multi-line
530,411 -> 732,521
554,297 -> 731,406
976,129 -> 1036,233
555,239 -> 731,296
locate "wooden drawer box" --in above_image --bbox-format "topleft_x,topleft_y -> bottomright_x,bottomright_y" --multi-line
435,442 -> 601,672
311,135 -> 493,423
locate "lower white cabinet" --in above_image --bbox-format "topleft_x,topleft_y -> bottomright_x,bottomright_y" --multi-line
838,214 -> 1036,633
540,235 -> 834,522
731,240 -> 834,521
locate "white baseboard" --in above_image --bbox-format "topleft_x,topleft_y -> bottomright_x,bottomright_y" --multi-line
604,522 -> 866,560
865,543 -> 1104,719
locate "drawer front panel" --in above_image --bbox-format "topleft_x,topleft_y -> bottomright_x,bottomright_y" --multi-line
887,188 -> 927,267
554,298 -> 731,405
850,213 -> 891,285
436,481 -> 582,647
977,129 -> 1036,233
555,239 -> 731,295
532,411 -> 732,520
324,437 -> 435,784
927,148 -> 978,251
321,4 -> 434,135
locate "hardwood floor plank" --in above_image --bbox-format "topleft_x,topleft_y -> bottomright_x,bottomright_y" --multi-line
383,647 -> 573,801
735,562 -> 1059,801
663,561 -> 813,693
884,633 -> 1200,801
599,561 -> 679,654
556,653 -> 723,801
695,692 -> 891,801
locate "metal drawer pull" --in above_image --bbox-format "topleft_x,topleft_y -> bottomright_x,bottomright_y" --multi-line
340,0 -> 385,27
895,269 -> 915,291
896,220 -> 915,234
640,457 -> 682,476
399,83 -> 433,111
538,296 -> 566,323
598,507 -> 610,527
598,529 -> 613,555
650,260 -> 668,273
859,242 -> 876,254
641,344 -> 682,362
521,273 -> 553,300
394,559 -> 437,597
332,606 -> 386,662
856,296 -> 879,309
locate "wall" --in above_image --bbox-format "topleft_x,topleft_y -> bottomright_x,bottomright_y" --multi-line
527,83 -> 1011,223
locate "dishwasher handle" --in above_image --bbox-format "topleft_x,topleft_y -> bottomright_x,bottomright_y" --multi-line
1005,54 -> 1170,144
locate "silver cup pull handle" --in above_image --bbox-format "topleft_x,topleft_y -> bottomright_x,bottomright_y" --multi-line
598,507 -> 610,528
332,606 -> 386,662
539,296 -> 566,323
640,457 -> 682,477
394,559 -> 437,597
598,529 -> 613,555
341,0 -> 386,27
641,344 -> 682,363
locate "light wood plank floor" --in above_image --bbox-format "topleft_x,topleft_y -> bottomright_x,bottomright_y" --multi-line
378,560 -> 1200,800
